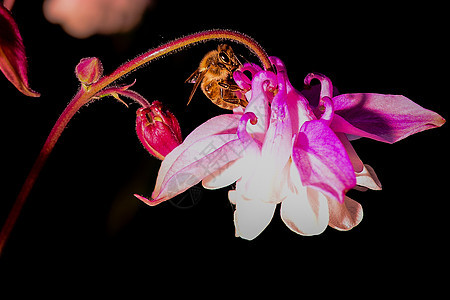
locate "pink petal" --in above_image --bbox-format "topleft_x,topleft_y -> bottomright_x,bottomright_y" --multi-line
236,112 -> 262,156
239,70 -> 293,204
260,71 -> 292,167
336,132 -> 364,173
202,111 -> 261,189
292,120 -> 356,203
243,70 -> 275,142
0,4 -> 39,97
331,114 -> 385,142
155,113 -> 240,186
304,72 -> 333,99
328,196 -> 363,231
331,93 -> 446,143
270,57 -> 316,133
233,62 -> 262,91
151,134 -> 243,204
355,164 -> 382,191
301,83 -> 340,109
316,96 -> 334,126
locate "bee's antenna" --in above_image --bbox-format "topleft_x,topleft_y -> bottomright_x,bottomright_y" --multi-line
237,54 -> 250,65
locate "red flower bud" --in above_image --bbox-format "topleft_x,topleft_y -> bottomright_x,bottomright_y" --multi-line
136,101 -> 182,160
75,57 -> 103,86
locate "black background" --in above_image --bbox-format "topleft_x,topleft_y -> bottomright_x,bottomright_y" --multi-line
1,0 -> 448,292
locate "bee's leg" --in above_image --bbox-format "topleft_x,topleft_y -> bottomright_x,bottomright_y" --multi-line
219,85 -> 248,108
225,84 -> 248,107
218,81 -> 248,92
239,98 -> 249,108
219,87 -> 240,105
218,80 -> 249,108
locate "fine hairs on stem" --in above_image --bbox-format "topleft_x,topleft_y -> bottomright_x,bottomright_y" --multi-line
0,29 -> 273,255
122,29 -> 271,76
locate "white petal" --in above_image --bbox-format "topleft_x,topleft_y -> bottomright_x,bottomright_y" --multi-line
156,115 -> 240,188
328,196 -> 363,231
356,164 -> 382,191
202,158 -> 243,190
228,190 -> 238,204
281,187 -> 329,236
234,195 -> 276,240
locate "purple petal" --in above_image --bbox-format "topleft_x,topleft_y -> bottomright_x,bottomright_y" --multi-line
304,73 -> 333,99
331,93 -> 446,143
301,83 -> 340,108
233,62 -> 262,91
243,70 -> 276,142
270,57 -> 316,133
292,120 -> 356,203
261,69 -> 292,166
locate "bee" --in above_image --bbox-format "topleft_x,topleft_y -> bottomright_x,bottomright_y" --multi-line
186,44 -> 248,110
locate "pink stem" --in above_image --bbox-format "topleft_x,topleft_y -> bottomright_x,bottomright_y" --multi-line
98,29 -> 273,88
0,89 -> 88,254
0,29 -> 272,255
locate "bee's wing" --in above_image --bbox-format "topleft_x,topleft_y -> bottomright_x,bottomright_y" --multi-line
185,68 -> 201,83
186,68 -> 208,106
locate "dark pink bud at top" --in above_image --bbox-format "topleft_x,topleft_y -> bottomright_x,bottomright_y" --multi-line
75,57 -> 103,86
136,101 -> 182,160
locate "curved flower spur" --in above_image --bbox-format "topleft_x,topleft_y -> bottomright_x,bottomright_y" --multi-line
142,57 -> 445,240
0,30 -> 445,252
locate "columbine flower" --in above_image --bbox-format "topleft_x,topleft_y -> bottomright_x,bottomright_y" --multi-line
135,101 -> 182,160
0,3 -> 39,97
138,56 -> 445,239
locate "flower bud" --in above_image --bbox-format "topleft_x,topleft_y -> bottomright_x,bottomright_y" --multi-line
136,101 -> 182,160
75,57 -> 103,86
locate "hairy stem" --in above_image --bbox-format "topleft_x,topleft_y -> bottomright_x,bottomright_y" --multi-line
0,29 -> 272,255
102,29 -> 273,87
0,89 -> 88,254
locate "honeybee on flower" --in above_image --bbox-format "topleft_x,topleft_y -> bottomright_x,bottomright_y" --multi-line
1,29 -> 445,253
